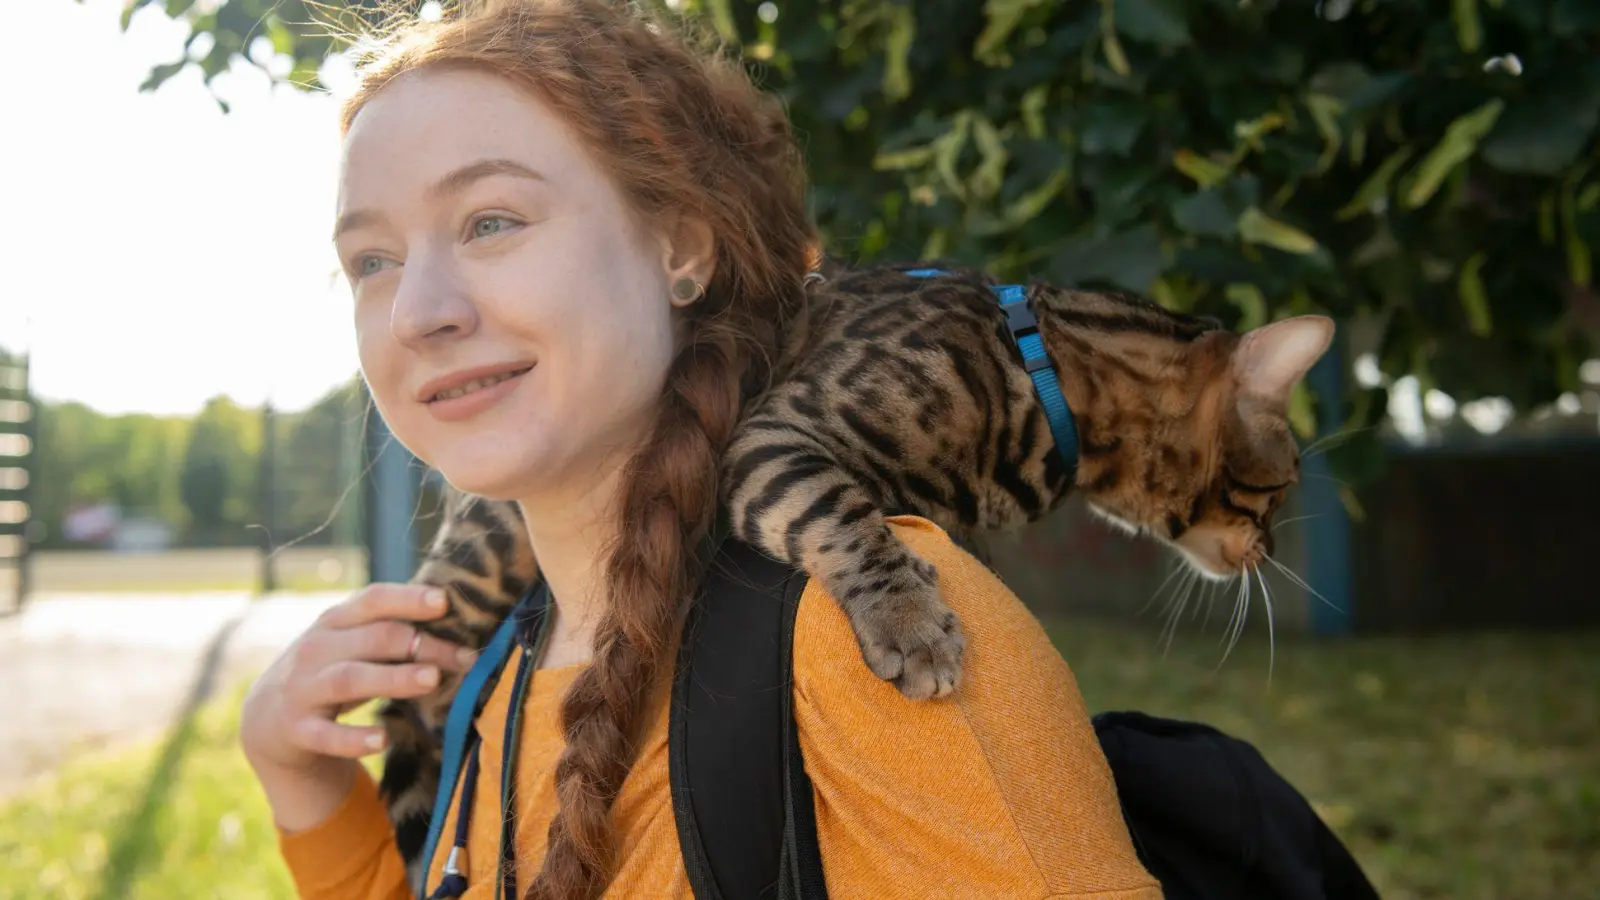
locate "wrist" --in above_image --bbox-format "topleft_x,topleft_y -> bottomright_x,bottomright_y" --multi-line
251,753 -> 361,834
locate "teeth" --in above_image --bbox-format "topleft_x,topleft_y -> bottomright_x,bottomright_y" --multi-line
433,370 -> 522,401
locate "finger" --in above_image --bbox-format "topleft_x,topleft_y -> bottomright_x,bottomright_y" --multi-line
318,584 -> 449,630
304,659 -> 444,709
291,716 -> 391,758
341,619 -> 478,672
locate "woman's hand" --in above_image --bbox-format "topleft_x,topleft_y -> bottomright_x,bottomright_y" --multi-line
239,583 -> 476,831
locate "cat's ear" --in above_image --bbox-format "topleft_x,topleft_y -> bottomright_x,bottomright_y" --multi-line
1232,315 -> 1336,406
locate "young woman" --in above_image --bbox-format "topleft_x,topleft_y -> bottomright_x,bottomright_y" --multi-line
238,1 -> 1164,897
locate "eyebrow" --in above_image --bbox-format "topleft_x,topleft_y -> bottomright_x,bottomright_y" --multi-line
332,158 -> 547,240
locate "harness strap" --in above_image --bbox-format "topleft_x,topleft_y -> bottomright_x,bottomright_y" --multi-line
905,268 -> 1080,480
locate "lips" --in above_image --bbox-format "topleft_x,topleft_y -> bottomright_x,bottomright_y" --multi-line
417,362 -> 535,404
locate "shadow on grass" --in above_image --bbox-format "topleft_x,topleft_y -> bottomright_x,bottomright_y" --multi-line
90,612 -> 244,900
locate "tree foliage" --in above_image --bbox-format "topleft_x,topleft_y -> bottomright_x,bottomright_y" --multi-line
29,383 -> 366,549
115,0 -> 1600,479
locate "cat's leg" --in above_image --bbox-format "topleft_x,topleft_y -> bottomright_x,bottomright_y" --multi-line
723,418 -> 966,700
377,492 -> 536,881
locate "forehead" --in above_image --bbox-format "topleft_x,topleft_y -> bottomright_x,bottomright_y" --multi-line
338,67 -> 586,207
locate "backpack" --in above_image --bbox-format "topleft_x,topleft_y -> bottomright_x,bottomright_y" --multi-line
415,535 -> 1383,900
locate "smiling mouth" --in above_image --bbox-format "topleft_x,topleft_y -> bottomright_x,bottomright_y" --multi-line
427,367 -> 532,402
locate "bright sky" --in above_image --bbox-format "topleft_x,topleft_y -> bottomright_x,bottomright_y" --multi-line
2,0 -> 361,415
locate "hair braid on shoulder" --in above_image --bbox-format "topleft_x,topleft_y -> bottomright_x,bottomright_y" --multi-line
523,325 -> 747,900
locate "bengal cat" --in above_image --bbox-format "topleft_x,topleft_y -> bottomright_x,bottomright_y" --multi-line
376,261 -> 1335,871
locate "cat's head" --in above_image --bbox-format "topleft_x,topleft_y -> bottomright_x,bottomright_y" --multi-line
1066,313 -> 1336,580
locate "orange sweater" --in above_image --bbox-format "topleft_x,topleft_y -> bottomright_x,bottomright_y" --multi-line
277,517 -> 1164,899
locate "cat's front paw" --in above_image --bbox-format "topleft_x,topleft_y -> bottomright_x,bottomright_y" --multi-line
848,559 -> 967,700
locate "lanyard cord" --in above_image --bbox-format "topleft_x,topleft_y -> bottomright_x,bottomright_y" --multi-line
426,584 -> 554,900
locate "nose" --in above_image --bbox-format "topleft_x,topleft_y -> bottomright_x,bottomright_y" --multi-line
390,250 -> 477,346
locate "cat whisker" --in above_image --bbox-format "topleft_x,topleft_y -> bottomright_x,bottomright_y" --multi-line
1215,569 -> 1249,671
1255,565 -> 1276,688
1158,566 -> 1198,655
1271,513 -> 1324,533
1299,424 -> 1378,460
1265,555 -> 1344,612
1304,471 -> 1354,491
1139,557 -> 1186,617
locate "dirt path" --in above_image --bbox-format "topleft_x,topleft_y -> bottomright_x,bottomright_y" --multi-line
0,591 -> 344,799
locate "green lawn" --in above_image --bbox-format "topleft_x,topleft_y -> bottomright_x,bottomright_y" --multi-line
2,620 -> 1595,900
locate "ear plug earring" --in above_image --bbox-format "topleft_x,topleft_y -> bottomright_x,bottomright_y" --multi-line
671,276 -> 705,304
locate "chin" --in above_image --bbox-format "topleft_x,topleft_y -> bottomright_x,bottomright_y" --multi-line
1166,541 -> 1239,582
423,444 -> 547,503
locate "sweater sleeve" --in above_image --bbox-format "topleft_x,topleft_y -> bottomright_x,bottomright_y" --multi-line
791,516 -> 1164,900
276,763 -> 412,900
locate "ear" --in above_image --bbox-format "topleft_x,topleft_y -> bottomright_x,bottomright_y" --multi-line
657,211 -> 717,308
1231,315 -> 1336,406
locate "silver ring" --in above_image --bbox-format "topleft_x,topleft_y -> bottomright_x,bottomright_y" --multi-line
404,630 -> 423,663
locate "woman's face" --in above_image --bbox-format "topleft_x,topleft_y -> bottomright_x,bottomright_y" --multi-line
335,67 -> 698,504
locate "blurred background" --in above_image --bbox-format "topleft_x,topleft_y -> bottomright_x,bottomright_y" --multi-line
0,0 -> 1595,897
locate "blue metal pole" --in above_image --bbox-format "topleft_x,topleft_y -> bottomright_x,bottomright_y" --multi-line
1302,329 -> 1354,636
367,413 -> 417,585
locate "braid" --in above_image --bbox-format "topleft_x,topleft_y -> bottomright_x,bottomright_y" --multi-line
524,327 -> 747,900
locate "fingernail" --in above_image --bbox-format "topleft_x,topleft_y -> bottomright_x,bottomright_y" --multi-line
416,667 -> 439,687
366,732 -> 385,750
457,647 -> 478,666
425,589 -> 447,608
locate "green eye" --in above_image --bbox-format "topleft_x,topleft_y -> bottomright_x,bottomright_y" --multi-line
358,255 -> 396,277
473,216 -> 510,238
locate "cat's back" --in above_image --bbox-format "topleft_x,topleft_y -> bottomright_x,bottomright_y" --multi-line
795,261 -> 1015,369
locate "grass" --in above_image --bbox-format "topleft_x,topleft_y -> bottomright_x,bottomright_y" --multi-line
1052,619 -> 1600,900
1,620 -> 1595,900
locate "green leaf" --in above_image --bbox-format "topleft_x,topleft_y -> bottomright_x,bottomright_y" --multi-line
1304,93 -> 1346,173
1171,176 -> 1258,239
1225,283 -> 1268,330
1098,0 -> 1131,76
1051,225 -> 1165,292
1563,186 -> 1593,287
120,0 -> 158,31
703,0 -> 738,43
994,170 -> 1069,232
881,5 -> 915,102
1336,145 -> 1414,220
1237,207 -> 1319,254
976,0 -> 1048,64
1458,252 -> 1492,336
1287,381 -> 1317,441
1078,99 -> 1150,156
1172,190 -> 1235,238
1113,0 -> 1190,48
1172,149 -> 1235,188
1480,82 -> 1600,176
137,60 -> 188,93
1451,0 -> 1482,53
932,112 -> 973,199
1402,99 -> 1504,209
969,116 -> 1009,200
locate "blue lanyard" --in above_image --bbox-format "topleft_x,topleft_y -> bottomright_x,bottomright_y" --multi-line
424,583 -> 552,900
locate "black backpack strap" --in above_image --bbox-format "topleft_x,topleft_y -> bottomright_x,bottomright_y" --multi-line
669,538 -> 828,900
